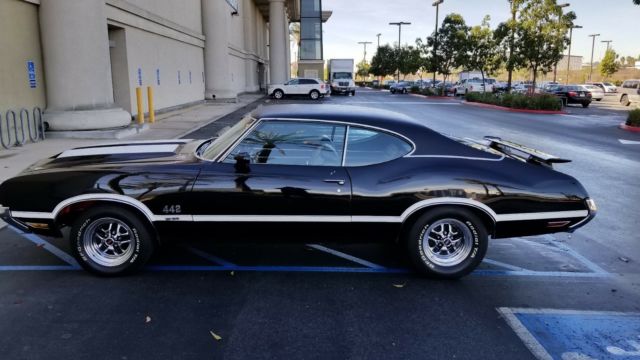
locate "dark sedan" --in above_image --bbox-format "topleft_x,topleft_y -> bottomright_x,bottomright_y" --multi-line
0,105 -> 596,278
552,85 -> 592,107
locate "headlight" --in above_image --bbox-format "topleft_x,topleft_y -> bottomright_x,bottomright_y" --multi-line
586,198 -> 597,212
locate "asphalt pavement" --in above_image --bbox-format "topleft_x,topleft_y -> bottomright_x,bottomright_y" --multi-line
1,88 -> 639,360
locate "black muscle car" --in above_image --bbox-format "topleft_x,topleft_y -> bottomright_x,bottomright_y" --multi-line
0,105 -> 596,278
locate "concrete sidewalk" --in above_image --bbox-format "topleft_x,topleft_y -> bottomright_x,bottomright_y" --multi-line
0,93 -> 264,229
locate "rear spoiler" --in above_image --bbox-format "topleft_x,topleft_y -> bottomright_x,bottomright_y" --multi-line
484,136 -> 571,167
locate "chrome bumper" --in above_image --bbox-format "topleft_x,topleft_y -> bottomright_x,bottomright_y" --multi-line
0,206 -> 30,232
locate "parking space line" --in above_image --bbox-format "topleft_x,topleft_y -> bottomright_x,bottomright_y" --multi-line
498,307 -> 554,360
0,265 -> 78,271
7,226 -> 81,268
482,258 -> 527,271
474,269 -> 608,277
539,235 -> 609,275
184,246 -> 237,267
306,244 -> 387,269
619,139 -> 640,145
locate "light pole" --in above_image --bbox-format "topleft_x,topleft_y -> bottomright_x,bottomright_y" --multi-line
432,0 -> 443,86
357,41 -> 372,81
553,3 -> 570,82
389,21 -> 411,82
376,33 -> 382,49
507,0 -> 517,91
601,40 -> 612,52
565,25 -> 582,84
588,33 -> 600,81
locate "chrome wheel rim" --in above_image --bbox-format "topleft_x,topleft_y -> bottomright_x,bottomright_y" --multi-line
310,91 -> 319,99
82,218 -> 134,267
274,91 -> 283,99
422,218 -> 472,267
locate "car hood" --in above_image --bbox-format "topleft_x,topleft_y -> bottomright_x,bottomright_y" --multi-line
19,139 -> 206,174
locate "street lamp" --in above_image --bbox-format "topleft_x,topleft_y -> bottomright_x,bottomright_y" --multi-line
389,21 -> 411,82
588,33 -> 601,81
601,40 -> 612,52
357,41 -> 372,81
376,33 -> 382,49
432,0 -> 443,86
553,3 -> 570,82
565,25 -> 582,85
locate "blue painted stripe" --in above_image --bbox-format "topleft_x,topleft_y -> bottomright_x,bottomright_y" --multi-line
473,269 -> 609,278
184,246 -> 237,267
8,227 -> 81,268
145,265 -> 411,273
0,265 -> 78,271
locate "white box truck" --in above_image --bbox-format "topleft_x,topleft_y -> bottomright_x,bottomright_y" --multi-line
328,59 -> 356,96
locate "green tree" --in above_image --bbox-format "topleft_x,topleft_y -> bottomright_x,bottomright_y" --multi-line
600,49 -> 620,79
512,0 -> 575,91
426,13 -> 470,94
634,0 -> 639,5
370,45 -> 397,78
415,38 -> 434,80
626,56 -> 636,67
466,15 -> 503,88
356,60 -> 371,81
397,46 -> 422,79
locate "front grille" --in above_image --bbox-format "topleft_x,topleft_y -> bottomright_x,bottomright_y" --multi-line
338,82 -> 349,87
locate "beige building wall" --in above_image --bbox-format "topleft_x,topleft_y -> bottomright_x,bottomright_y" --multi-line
0,0 -> 46,111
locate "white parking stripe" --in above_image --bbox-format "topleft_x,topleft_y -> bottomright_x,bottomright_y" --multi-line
306,244 -> 387,269
619,139 -> 640,145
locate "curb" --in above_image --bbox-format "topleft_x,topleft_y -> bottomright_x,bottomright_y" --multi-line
463,101 -> 567,114
619,123 -> 640,133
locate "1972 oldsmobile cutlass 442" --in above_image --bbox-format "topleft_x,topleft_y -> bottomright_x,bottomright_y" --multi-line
0,105 -> 596,278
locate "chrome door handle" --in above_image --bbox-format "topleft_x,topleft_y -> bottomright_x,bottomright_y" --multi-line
323,179 -> 345,185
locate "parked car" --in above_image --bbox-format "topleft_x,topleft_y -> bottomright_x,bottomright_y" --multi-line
390,81 -> 411,94
551,85 -> 592,107
587,82 -> 617,93
617,79 -> 640,107
0,105 -> 596,278
268,78 -> 328,100
453,78 -> 495,96
581,84 -> 604,101
542,83 -> 562,93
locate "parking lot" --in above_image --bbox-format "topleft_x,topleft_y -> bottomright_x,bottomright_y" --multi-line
1,88 -> 639,360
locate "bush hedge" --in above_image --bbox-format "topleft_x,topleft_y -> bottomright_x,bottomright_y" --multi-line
465,92 -> 562,111
627,108 -> 640,127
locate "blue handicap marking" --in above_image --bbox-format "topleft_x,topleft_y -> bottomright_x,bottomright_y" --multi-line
26,60 -> 37,88
499,308 -> 640,360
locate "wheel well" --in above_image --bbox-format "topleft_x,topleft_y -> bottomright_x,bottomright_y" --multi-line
55,200 -> 159,243
400,204 -> 496,239
272,88 -> 283,95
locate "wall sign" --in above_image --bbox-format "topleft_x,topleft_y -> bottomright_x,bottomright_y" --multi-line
156,69 -> 161,86
225,0 -> 238,12
27,60 -> 36,88
137,68 -> 143,86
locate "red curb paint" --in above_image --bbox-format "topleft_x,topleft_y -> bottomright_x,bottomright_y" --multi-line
463,101 -> 566,115
619,123 -> 640,133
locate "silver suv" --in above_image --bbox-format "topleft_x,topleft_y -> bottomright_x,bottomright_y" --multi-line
618,79 -> 640,107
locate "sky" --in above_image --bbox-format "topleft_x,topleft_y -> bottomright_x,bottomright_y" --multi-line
320,0 -> 640,64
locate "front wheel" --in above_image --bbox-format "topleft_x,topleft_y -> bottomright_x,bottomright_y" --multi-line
309,90 -> 320,100
70,206 -> 156,276
273,89 -> 284,99
390,89 -> 396,94
351,90 -> 356,96
620,94 -> 630,106
405,207 -> 488,279
402,88 -> 408,94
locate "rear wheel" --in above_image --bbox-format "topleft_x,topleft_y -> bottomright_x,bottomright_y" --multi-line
402,88 -> 408,94
582,102 -> 590,108
351,90 -> 356,96
620,94 -> 630,106
70,206 -> 155,276
309,90 -> 320,100
405,207 -> 488,279
273,89 -> 284,99
390,89 -> 396,94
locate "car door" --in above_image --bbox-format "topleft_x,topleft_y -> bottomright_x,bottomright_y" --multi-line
284,78 -> 300,95
191,120 -> 351,222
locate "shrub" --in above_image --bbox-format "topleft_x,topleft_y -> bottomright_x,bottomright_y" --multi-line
465,92 -> 561,111
627,108 -> 640,126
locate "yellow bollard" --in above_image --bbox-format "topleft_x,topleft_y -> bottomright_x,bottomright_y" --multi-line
147,86 -> 155,123
136,87 -> 144,124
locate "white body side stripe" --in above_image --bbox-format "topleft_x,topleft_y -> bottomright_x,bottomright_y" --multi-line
9,196 -> 588,224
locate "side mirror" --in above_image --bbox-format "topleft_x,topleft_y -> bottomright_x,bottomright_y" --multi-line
234,152 -> 251,173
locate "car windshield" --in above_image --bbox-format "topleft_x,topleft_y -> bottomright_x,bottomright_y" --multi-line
333,72 -> 352,80
603,82 -> 614,86
198,115 -> 256,160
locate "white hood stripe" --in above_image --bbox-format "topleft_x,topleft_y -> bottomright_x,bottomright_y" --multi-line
58,144 -> 179,158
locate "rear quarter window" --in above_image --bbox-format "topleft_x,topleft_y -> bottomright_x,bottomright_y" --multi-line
345,127 -> 413,167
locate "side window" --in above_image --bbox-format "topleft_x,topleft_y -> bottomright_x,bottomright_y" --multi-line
345,127 -> 413,167
225,121 -> 346,166
299,79 -> 317,85
287,79 -> 299,85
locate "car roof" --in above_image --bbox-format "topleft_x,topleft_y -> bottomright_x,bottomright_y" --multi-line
251,105 -> 499,158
